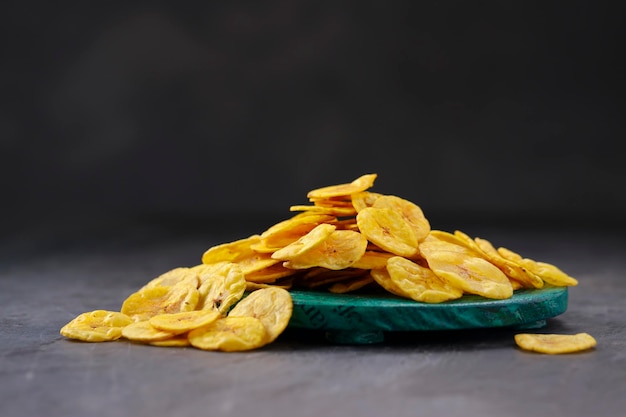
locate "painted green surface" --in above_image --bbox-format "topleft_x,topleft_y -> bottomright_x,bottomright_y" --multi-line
288,287 -> 568,343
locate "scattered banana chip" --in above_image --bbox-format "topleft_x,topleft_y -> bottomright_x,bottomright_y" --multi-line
514,333 -> 596,354
61,173 -> 588,354
149,310 -> 221,333
60,310 -> 133,342
121,284 -> 200,322
149,334 -> 192,347
188,316 -> 267,352
121,320 -> 179,342
140,267 -> 199,291
228,287 -> 293,344
201,235 -> 262,265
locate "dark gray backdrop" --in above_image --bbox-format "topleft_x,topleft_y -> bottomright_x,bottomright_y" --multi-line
2,1 -> 624,245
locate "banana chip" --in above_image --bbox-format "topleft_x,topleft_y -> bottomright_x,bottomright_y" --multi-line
149,310 -> 221,333
385,256 -> 463,303
350,191 -> 383,212
121,283 -> 200,322
497,247 -> 579,287
307,173 -> 377,199
357,207 -> 418,258
60,310 -> 133,342
228,287 -> 293,344
515,333 -> 596,354
121,320 -> 179,342
259,213 -> 336,250
201,235 -> 261,265
372,195 -> 430,242
141,267 -> 200,290
271,223 -> 336,261
282,229 -> 368,270
188,316 -> 267,352
196,262 -> 246,314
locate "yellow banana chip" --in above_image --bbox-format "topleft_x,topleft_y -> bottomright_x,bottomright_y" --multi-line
472,236 -> 544,289
282,229 -> 368,270
149,310 -> 221,333
356,207 -> 418,258
121,320 -> 179,342
188,316 -> 267,352
121,284 -> 200,322
386,256 -> 463,303
514,333 -> 596,354
201,235 -> 261,265
149,335 -> 191,347
259,213 -> 336,249
306,173 -> 377,199
228,287 -> 293,344
351,250 -> 395,270
350,191 -> 383,212
520,259 -> 579,287
372,195 -> 430,242
60,310 -> 133,342
196,262 -> 246,314
141,267 -> 200,290
422,250 -> 513,299
370,268 -> 408,298
449,230 -> 544,289
497,247 -> 578,287
243,263 -> 296,284
289,204 -> 357,217
271,223 -> 337,261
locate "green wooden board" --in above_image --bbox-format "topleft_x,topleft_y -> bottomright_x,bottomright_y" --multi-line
288,287 -> 568,344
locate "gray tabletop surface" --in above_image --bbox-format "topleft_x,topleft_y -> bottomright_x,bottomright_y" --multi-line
2,223 -> 625,417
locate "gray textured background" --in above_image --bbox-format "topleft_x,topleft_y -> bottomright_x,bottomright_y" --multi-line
2,1 -> 624,242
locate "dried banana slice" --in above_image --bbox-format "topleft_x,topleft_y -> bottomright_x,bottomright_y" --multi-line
141,267 -> 200,290
515,333 -> 596,354
497,247 -> 578,287
307,173 -> 377,199
121,320 -> 179,342
60,310 -> 133,342
450,231 -> 544,289
351,250 -> 395,270
385,256 -> 463,303
149,310 -> 221,333
427,252 -> 513,299
196,262 -> 246,314
356,207 -> 418,258
188,316 -> 267,352
282,229 -> 368,270
228,287 -> 293,344
271,223 -> 337,261
372,195 -> 430,242
350,191 -> 383,212
259,213 -> 336,250
289,204 -> 357,217
121,283 -> 200,322
201,235 -> 261,265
